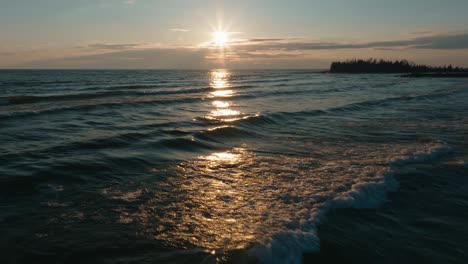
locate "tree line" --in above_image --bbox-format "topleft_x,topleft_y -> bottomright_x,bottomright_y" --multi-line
330,59 -> 468,73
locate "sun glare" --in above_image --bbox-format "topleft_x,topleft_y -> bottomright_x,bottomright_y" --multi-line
213,31 -> 229,46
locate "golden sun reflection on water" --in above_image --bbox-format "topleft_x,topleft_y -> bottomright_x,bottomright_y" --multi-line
210,109 -> 241,118
157,148 -> 264,250
135,143 -> 426,252
212,100 -> 230,108
206,70 -> 244,122
210,70 -> 230,89
210,90 -> 234,98
209,70 -> 234,97
202,151 -> 242,163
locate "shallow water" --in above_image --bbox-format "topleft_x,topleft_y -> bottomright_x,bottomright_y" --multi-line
0,70 -> 467,263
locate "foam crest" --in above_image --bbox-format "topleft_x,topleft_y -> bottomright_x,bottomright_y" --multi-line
88,141 -> 449,263
248,142 -> 449,263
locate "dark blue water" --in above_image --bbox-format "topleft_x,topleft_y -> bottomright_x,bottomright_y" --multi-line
1,70 -> 467,263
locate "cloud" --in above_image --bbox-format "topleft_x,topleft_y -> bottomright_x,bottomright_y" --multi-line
229,51 -> 304,59
82,33 -> 468,57
234,33 -> 468,51
170,28 -> 190,32
9,32 -> 468,69
124,0 -> 136,4
408,30 -> 433,36
409,33 -> 468,49
21,48 -> 212,69
0,52 -> 14,56
247,38 -> 291,43
87,43 -> 141,50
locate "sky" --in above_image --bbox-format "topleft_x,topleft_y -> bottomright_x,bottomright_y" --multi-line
1,0 -> 468,69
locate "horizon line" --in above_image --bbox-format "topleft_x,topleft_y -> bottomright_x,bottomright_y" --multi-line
0,68 -> 328,71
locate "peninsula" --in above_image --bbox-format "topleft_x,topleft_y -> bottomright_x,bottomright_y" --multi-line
329,59 -> 468,77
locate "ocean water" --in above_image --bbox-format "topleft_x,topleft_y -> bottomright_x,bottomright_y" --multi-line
0,70 -> 467,264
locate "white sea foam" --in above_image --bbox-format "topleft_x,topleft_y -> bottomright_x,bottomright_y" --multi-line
248,142 -> 450,264
96,141 -> 451,263
101,188 -> 146,202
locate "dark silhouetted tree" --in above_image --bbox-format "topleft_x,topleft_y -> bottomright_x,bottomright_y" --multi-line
329,59 -> 467,73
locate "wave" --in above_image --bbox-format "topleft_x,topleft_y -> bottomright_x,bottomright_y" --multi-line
193,113 -> 279,131
234,77 -> 305,85
0,96 -> 203,119
267,86 -> 466,122
0,77 -> 430,117
193,125 -> 256,143
0,83 -> 261,108
0,137 -> 222,194
3,93 -> 120,105
0,132 -> 149,162
1,80 -> 76,86
0,86 -> 214,105
248,143 -> 452,264
157,137 -> 216,152
0,124 -> 255,164
76,83 -> 173,91
0,93 -> 260,118
327,88 -> 464,113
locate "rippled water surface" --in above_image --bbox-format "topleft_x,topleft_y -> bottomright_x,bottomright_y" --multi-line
1,70 -> 467,263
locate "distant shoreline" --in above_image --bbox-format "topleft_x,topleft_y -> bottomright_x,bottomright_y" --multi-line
328,59 -> 468,76
320,71 -> 468,78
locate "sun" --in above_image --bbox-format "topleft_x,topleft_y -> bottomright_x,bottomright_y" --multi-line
212,31 -> 229,46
